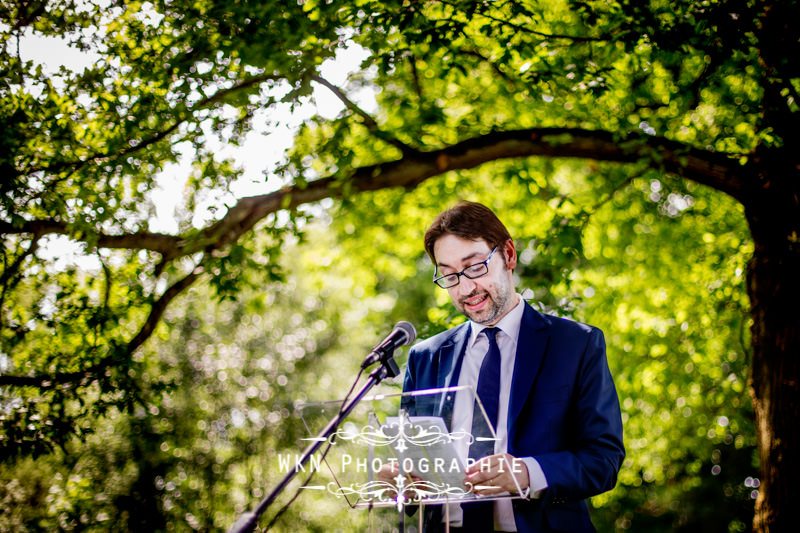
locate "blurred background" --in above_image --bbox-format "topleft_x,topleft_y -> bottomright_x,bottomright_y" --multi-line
4,0 -> 789,531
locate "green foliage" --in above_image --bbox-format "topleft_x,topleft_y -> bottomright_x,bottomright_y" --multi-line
1,225 -> 425,531
577,175 -> 755,531
3,0 -> 795,530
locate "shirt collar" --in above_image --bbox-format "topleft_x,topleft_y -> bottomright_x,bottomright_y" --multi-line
468,294 -> 524,346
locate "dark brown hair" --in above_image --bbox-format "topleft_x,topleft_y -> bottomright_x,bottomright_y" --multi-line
424,201 -> 512,264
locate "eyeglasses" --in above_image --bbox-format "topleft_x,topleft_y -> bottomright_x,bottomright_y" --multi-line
433,247 -> 498,289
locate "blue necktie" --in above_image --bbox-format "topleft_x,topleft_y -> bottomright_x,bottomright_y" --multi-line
470,327 -> 501,459
462,327 -> 502,532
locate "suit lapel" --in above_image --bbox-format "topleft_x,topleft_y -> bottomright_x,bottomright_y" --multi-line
434,323 -> 470,422
508,305 -> 550,432
435,322 -> 471,389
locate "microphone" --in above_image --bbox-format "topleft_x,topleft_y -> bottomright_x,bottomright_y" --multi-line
361,321 -> 417,369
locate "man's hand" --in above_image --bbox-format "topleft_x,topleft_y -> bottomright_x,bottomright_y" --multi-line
464,453 -> 529,496
376,461 -> 399,485
376,461 -> 422,496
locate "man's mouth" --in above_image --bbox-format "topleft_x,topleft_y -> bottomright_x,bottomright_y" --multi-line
462,293 -> 489,310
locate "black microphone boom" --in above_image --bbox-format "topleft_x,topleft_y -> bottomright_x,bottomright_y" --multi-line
361,321 -> 417,369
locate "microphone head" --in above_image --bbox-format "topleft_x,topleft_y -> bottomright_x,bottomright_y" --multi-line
395,321 -> 417,345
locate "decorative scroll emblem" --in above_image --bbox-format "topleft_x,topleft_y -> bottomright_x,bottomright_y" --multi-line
326,478 -> 473,512
329,420 -> 472,450
307,417 -> 477,511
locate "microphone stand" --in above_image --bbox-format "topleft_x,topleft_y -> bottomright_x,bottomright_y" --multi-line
227,352 -> 401,533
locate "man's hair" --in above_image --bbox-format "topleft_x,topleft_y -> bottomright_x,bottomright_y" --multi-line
424,201 -> 512,264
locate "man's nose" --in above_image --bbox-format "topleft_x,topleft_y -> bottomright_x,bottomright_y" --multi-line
458,275 -> 477,295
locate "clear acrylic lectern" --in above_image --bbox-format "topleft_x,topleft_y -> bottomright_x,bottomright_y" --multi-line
294,386 -> 526,531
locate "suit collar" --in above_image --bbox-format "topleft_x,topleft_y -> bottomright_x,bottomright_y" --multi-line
431,303 -> 551,430
429,323 -> 471,424
435,322 -> 471,389
435,302 -> 550,392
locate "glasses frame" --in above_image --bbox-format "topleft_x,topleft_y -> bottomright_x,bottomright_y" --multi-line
432,246 -> 498,289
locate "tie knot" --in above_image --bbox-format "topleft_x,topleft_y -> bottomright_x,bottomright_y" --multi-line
483,327 -> 500,344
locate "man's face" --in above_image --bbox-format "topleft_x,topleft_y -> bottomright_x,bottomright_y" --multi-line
432,234 -> 518,326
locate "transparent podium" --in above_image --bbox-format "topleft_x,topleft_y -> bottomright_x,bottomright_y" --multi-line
295,386 -> 527,532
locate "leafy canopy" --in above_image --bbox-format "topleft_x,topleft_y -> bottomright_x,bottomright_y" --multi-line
3,0 -> 796,529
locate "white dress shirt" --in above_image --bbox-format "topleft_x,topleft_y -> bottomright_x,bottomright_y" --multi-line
446,295 -> 548,531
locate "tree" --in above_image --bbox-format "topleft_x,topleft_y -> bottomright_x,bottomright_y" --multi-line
1,1 -> 797,530
1,191 -> 756,531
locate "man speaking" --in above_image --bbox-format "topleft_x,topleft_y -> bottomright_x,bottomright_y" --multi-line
402,201 -> 625,532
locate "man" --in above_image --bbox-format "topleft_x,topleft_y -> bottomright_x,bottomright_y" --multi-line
402,201 -> 624,532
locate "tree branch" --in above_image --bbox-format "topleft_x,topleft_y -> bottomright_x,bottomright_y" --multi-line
461,48 -> 519,85
0,221 -> 183,255
0,266 -> 203,389
2,128 -> 752,256
189,128 -> 752,257
127,266 -> 204,354
0,234 -> 41,329
310,74 -> 420,156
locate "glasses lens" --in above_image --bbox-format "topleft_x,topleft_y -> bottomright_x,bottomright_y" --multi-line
435,274 -> 459,288
463,263 -> 489,279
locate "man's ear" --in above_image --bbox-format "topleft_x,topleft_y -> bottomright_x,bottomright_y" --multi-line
503,239 -> 517,271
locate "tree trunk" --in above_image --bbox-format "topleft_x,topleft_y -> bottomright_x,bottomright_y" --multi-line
745,171 -> 800,531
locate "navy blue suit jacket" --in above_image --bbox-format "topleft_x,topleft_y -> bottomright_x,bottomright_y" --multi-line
402,302 -> 625,532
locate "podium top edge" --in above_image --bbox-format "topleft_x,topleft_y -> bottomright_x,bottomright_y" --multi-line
295,385 -> 475,409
